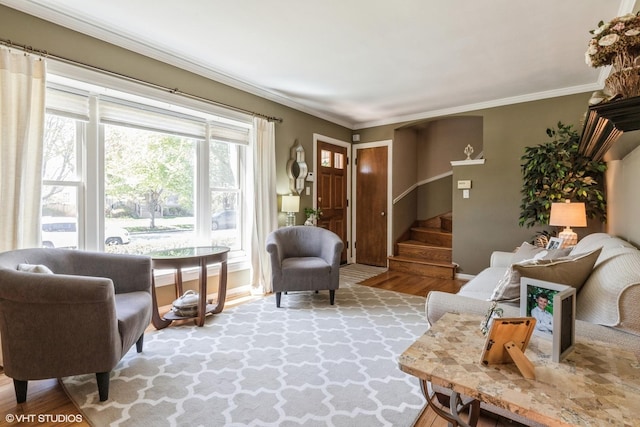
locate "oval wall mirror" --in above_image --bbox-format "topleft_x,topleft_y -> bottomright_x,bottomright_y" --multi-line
286,140 -> 308,194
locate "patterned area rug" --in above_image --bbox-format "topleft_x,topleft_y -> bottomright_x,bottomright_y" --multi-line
62,264 -> 427,426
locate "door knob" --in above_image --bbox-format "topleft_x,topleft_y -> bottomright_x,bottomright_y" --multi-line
381,212 -> 385,216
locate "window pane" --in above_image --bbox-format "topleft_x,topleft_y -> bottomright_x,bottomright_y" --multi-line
104,125 -> 196,254
42,79 -> 250,260
334,153 -> 344,169
210,140 -> 238,189
43,114 -> 78,181
210,140 -> 241,250
211,191 -> 240,250
321,150 -> 331,167
41,185 -> 78,249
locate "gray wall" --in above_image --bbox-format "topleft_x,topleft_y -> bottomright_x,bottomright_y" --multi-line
417,117 -> 483,180
608,145 -> 640,247
417,176 -> 453,221
392,191 -> 418,245
392,128 -> 418,200
387,117 -> 483,246
357,93 -> 614,275
415,116 -> 482,224
391,128 -> 418,243
452,95 -> 605,274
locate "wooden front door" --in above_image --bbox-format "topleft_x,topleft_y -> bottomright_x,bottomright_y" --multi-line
355,145 -> 388,267
316,140 -> 348,263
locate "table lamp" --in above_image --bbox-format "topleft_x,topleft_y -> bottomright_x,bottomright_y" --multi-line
549,200 -> 587,248
282,195 -> 300,227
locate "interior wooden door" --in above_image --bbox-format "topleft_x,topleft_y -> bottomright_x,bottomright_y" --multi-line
316,140 -> 348,263
355,146 -> 388,267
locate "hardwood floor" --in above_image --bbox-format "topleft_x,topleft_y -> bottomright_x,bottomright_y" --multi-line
358,269 -> 466,296
0,270 -> 516,427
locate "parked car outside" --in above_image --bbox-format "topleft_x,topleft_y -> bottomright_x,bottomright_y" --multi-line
211,210 -> 236,230
41,217 -> 131,248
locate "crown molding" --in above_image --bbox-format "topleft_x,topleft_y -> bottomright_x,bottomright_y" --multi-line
353,82 -> 605,130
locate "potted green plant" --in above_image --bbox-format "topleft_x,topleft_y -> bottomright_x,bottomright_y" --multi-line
518,122 -> 607,228
304,207 -> 323,226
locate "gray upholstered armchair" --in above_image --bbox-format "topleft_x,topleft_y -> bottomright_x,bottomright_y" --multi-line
266,226 -> 344,307
0,248 -> 153,403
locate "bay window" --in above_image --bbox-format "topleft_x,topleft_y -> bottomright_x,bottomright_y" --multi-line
42,74 -> 251,261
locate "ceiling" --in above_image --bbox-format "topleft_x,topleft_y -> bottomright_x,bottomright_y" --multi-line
1,0 -> 635,129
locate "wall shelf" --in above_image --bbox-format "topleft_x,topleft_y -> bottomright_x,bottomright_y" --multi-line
579,96 -> 640,161
450,159 -> 485,166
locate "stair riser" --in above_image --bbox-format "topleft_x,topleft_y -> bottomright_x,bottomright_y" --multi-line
417,214 -> 452,232
410,230 -> 452,247
440,216 -> 452,233
397,245 -> 452,262
417,218 -> 439,229
388,259 -> 455,279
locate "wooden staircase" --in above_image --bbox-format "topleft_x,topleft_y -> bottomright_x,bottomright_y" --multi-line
388,212 -> 457,279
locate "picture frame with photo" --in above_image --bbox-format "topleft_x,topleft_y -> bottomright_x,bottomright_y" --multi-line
546,237 -> 564,250
520,277 -> 576,362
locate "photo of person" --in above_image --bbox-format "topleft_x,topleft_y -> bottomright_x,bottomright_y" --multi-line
530,292 -> 554,334
546,237 -> 563,250
520,278 -> 577,361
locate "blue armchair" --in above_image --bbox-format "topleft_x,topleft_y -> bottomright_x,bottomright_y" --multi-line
266,226 -> 344,307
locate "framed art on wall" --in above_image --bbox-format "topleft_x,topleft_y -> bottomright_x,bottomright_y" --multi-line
520,277 -> 576,362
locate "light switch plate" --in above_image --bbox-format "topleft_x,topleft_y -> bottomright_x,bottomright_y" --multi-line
457,180 -> 472,189
463,189 -> 470,199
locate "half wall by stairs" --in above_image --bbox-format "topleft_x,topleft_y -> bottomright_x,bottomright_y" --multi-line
388,212 -> 457,279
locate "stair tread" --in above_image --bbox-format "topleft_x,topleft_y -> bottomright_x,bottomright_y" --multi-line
389,255 -> 457,268
411,226 -> 451,234
398,239 -> 452,249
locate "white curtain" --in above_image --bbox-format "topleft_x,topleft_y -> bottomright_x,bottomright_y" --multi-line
0,47 -> 46,252
250,117 -> 278,294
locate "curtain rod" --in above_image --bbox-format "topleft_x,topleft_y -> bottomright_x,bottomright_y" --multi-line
0,38 -> 284,123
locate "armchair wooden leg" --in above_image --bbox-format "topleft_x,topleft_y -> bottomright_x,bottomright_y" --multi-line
330,290 -> 335,305
136,333 -> 144,353
96,372 -> 110,401
276,292 -> 282,308
13,379 -> 27,403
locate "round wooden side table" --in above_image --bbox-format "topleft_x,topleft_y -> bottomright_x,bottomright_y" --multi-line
148,246 -> 229,329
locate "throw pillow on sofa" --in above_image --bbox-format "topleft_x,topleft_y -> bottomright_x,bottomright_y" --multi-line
511,241 -> 571,263
17,263 -> 54,274
489,242 -> 573,302
512,247 -> 602,293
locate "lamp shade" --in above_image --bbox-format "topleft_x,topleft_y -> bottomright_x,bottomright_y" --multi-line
549,201 -> 587,227
282,195 -> 300,213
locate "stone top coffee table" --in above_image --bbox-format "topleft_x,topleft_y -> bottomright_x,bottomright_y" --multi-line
398,312 -> 640,427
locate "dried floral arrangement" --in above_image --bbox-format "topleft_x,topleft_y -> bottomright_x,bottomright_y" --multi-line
586,13 -> 640,68
586,13 -> 640,98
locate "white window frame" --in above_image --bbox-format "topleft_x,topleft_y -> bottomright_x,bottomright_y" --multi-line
43,61 -> 253,276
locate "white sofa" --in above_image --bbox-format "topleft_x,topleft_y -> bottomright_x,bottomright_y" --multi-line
424,233 -> 640,425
